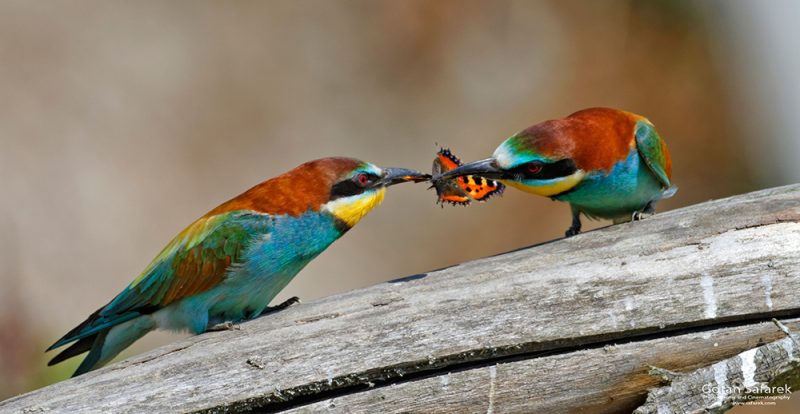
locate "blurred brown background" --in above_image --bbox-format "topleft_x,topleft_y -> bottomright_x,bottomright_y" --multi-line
1,0 -> 798,410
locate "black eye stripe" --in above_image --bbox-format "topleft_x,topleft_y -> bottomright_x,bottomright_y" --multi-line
330,173 -> 380,200
361,173 -> 380,184
510,159 -> 577,180
330,180 -> 361,199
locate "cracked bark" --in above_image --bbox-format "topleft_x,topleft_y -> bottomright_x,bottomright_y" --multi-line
1,184 -> 799,414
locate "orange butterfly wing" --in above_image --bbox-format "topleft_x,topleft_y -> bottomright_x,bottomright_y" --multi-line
458,175 -> 504,201
432,149 -> 470,205
432,148 -> 504,206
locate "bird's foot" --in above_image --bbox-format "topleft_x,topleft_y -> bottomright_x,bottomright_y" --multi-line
565,225 -> 581,237
631,203 -> 656,222
206,321 -> 240,332
565,207 -> 582,237
259,296 -> 301,317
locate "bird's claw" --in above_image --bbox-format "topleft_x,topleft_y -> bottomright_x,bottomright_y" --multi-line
207,321 -> 240,332
565,207 -> 582,237
259,296 -> 301,317
631,205 -> 656,222
636,201 -> 657,221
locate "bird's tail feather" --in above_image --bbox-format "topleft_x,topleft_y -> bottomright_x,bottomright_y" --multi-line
72,329 -> 110,377
48,315 -> 156,377
48,334 -> 97,366
47,308 -> 141,352
71,315 -> 155,377
660,185 -> 678,200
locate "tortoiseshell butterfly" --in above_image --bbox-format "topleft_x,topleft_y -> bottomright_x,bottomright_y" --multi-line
431,148 -> 504,206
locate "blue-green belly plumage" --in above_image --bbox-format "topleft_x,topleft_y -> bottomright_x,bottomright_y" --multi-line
555,149 -> 667,220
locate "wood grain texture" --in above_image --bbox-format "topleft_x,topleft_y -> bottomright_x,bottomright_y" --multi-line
634,333 -> 800,414
288,321 -> 800,414
2,184 -> 799,413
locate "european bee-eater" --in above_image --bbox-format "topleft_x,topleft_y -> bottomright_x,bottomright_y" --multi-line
48,158 -> 428,376
434,108 -> 675,236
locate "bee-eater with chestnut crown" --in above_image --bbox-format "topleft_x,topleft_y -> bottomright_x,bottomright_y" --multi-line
435,108 -> 675,236
48,158 -> 428,376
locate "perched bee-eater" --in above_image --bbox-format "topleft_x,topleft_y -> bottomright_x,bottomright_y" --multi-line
434,108 -> 675,236
48,158 -> 428,376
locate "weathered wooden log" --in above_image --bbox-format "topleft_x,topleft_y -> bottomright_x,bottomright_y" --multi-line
634,324 -> 800,414
1,184 -> 799,414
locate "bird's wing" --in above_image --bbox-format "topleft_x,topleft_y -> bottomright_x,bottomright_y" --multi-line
634,120 -> 672,188
48,211 -> 272,350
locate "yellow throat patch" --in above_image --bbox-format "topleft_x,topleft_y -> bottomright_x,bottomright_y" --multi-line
502,170 -> 585,197
324,188 -> 386,228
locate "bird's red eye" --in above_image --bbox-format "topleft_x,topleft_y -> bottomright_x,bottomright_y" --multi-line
527,163 -> 542,174
356,173 -> 369,186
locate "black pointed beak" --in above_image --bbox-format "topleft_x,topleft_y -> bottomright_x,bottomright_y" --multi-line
434,158 -> 505,181
378,167 -> 431,187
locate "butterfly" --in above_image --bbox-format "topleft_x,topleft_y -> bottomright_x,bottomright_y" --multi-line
431,148 -> 505,206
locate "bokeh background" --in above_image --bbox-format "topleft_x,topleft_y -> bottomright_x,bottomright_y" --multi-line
1,0 -> 799,410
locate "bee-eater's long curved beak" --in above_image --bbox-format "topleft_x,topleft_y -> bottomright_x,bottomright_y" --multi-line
378,168 -> 431,187
434,158 -> 505,181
